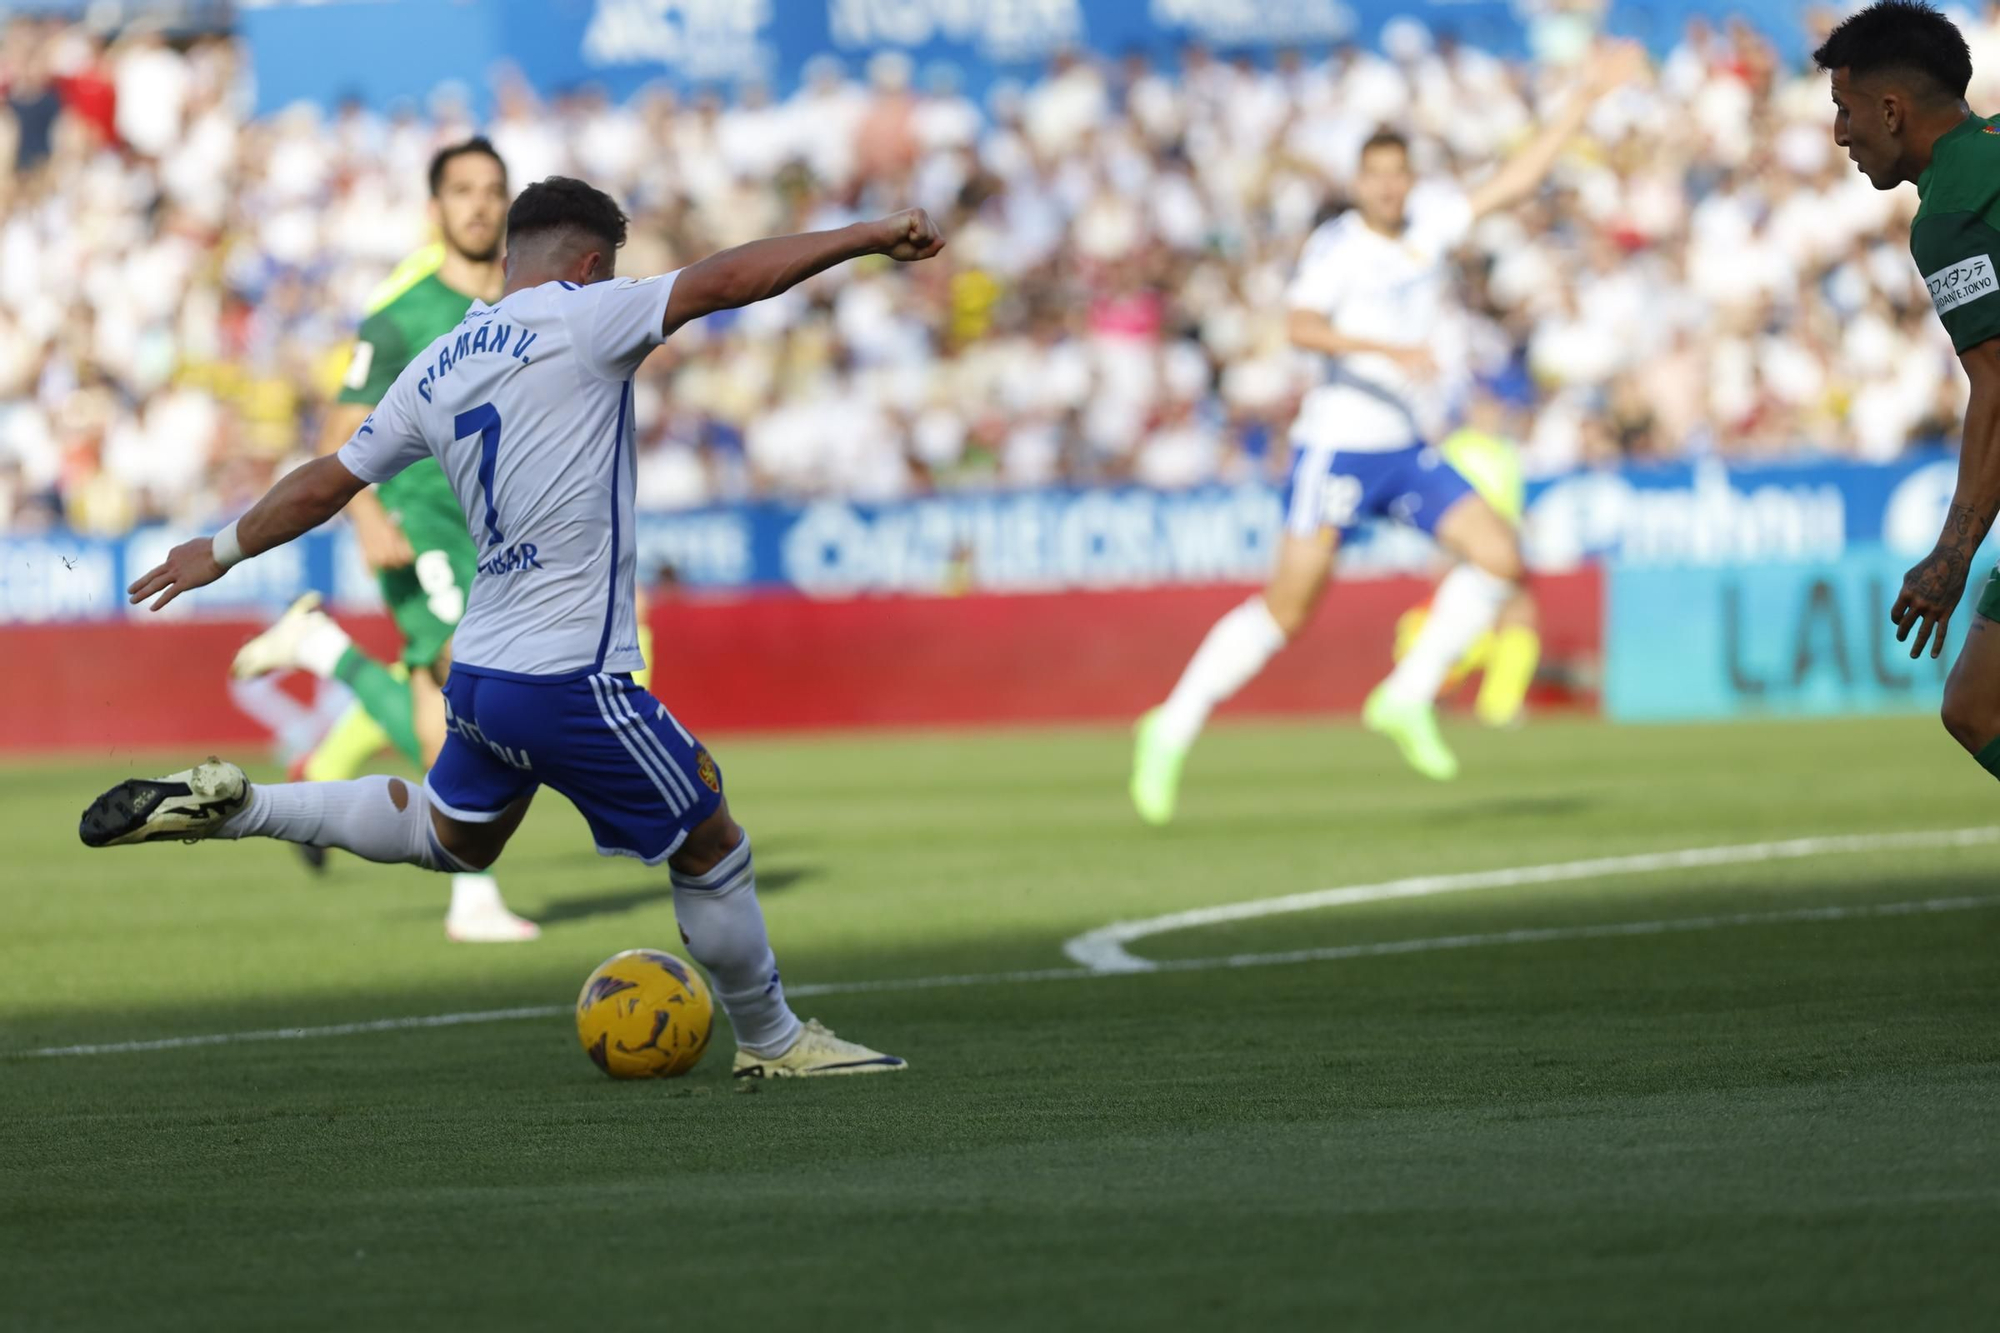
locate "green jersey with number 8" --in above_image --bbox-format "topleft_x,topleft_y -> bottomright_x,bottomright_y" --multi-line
336,256 -> 480,667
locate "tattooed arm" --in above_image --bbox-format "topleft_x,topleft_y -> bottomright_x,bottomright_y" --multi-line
1894,341 -> 2000,658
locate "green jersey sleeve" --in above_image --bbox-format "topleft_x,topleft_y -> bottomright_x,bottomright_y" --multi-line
335,310 -> 409,407
1911,212 -> 2000,353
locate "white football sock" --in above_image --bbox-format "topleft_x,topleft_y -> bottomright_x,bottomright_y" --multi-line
1381,564 -> 1512,705
1154,595 -> 1288,748
447,873 -> 508,916
671,835 -> 802,1058
220,776 -> 462,870
296,615 -> 353,679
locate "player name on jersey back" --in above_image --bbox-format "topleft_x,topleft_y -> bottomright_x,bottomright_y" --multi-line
336,274 -> 681,683
412,320 -> 543,402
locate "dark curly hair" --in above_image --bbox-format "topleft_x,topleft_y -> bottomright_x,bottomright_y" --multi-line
1814,0 -> 1971,101
505,176 -> 629,252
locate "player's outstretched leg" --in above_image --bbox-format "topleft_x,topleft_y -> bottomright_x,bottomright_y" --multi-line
1133,528 -> 1331,824
1366,497 -> 1523,780
80,760 -> 473,872
668,811 -> 904,1078
234,598 -> 539,941
287,701 -> 396,874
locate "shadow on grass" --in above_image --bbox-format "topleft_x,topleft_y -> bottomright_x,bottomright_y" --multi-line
1449,794 -> 1602,822
532,864 -> 818,926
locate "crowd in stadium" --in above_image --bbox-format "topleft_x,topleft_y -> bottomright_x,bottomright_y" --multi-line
5,8 -> 2000,535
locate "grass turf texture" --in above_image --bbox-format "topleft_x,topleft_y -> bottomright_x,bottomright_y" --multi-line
2,714 -> 1997,1330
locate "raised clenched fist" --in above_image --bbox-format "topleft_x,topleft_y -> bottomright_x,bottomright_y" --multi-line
876,209 -> 947,263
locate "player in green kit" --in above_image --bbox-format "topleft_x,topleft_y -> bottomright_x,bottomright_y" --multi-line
1814,3 -> 2000,779
231,137 -> 538,941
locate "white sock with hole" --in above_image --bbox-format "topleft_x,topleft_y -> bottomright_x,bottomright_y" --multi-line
220,776 -> 460,869
295,616 -> 354,679
1154,596 -> 1288,748
670,836 -> 801,1057
1381,564 -> 1512,705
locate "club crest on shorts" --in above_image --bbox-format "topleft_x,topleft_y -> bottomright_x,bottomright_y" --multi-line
696,750 -> 721,793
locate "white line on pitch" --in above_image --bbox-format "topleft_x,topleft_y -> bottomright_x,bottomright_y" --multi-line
17,1006 -> 567,1058
12,892 -> 1997,1060
1062,826 -> 2000,972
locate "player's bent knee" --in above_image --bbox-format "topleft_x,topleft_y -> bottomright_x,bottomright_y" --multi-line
1479,545 -> 1526,585
1462,529 -> 1525,584
1260,574 -> 1323,638
670,805 -> 743,879
429,805 -> 508,871
1437,498 -> 1523,583
1939,689 -> 1997,754
1940,635 -> 2000,754
1260,592 -> 1310,639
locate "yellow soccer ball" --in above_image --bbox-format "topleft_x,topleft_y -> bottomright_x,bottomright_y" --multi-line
575,948 -> 715,1079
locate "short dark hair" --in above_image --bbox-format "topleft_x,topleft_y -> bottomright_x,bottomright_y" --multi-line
1360,128 -> 1410,160
505,176 -> 629,252
1813,0 -> 1972,101
428,136 -> 506,197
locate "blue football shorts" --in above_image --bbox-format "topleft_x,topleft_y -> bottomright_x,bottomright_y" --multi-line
1280,440 -> 1478,538
426,671 -> 723,865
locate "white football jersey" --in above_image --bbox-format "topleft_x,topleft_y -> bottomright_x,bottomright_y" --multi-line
337,274 -> 679,681
1287,185 -> 1474,452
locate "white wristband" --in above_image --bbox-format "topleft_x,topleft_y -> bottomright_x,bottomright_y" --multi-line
212,519 -> 245,569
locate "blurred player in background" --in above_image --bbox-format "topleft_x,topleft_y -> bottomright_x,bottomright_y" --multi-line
1818,5 -> 2000,774
1131,42 -> 1642,824
85,183 -> 947,1077
228,137 -> 538,941
1391,390 -> 1539,728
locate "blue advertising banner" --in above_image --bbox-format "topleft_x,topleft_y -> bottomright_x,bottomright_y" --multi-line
240,0 -> 1813,115
1605,545 -> 1972,723
632,448 -> 1964,596
0,451 -> 1972,621
1519,450 -> 1962,571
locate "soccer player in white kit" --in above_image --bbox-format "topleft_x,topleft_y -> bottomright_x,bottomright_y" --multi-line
80,179 -> 947,1078
1130,43 -> 1643,823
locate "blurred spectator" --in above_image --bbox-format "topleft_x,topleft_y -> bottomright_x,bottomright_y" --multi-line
0,13 -> 1988,538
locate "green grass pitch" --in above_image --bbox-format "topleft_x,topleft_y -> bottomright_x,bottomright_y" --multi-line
3,715 -> 1997,1330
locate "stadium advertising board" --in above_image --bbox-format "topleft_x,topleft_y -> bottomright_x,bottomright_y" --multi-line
1605,546 -> 1967,723
0,452 -> 1967,620
240,0 -> 1806,113
0,570 -> 1602,749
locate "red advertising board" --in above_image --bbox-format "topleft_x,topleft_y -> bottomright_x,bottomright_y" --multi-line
0,572 -> 1598,753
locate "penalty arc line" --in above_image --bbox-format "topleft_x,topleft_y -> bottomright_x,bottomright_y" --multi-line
12,893 -> 2000,1060
1062,825 -> 2000,972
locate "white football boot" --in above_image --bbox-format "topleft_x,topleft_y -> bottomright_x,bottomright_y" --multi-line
78,759 -> 248,848
231,592 -> 348,680
731,1019 -> 909,1079
443,873 -> 542,943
